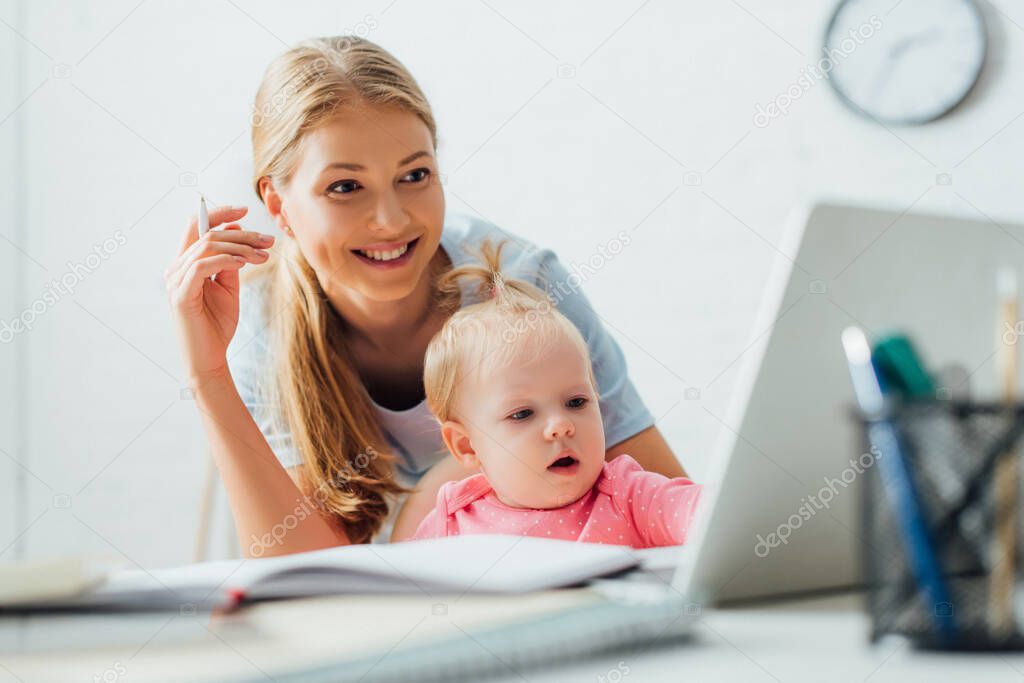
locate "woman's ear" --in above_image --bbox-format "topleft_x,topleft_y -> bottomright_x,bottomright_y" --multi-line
440,420 -> 480,470
258,176 -> 294,237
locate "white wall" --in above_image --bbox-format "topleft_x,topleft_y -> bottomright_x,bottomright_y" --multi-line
3,0 -> 1023,567
0,0 -> 24,562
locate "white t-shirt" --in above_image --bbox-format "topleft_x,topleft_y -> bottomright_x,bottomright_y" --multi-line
226,211 -> 656,541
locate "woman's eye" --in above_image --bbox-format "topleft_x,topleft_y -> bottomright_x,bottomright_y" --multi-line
327,180 -> 360,195
327,168 -> 430,196
567,397 -> 588,408
402,168 -> 431,183
509,409 -> 532,421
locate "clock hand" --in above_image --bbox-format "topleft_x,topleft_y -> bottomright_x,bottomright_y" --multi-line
866,29 -> 945,110
869,65 -> 897,111
888,29 -> 943,60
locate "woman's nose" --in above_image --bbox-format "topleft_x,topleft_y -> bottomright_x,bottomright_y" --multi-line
371,191 -> 410,233
545,416 -> 575,440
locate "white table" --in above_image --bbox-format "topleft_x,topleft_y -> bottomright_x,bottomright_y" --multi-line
2,590 -> 1023,682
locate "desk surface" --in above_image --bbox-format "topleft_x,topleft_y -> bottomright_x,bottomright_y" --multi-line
3,590 -> 1024,683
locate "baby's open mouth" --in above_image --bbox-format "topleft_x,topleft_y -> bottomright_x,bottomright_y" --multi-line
548,455 -> 578,470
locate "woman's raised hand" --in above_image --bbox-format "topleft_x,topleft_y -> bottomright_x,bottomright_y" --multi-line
165,205 -> 274,384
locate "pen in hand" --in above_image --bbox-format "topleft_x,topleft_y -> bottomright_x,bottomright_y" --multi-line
198,195 -> 215,282
198,194 -> 209,238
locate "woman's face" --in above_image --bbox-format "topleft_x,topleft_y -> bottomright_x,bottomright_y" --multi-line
277,104 -> 445,303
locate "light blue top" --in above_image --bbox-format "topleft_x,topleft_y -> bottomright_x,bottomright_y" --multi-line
227,211 -> 656,489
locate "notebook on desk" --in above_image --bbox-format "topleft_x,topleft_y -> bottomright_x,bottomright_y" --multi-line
1,535 -> 639,612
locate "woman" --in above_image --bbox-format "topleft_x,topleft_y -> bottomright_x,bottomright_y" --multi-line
165,36 -> 685,557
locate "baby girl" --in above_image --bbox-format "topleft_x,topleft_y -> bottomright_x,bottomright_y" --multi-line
409,238 -> 702,548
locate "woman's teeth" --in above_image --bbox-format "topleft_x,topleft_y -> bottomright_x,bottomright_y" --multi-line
356,242 -> 409,261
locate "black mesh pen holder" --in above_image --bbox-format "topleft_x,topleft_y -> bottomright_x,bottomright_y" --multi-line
857,399 -> 1024,651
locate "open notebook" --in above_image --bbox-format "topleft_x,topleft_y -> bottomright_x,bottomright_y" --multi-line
3,535 -> 641,612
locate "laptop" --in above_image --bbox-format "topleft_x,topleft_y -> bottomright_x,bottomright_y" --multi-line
681,200 -> 1023,605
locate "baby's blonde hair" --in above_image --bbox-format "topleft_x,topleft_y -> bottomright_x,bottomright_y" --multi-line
424,238 -> 600,424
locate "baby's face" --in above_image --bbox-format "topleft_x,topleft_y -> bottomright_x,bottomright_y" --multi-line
446,333 -> 606,509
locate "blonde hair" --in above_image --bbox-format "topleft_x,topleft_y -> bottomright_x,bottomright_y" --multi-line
249,36 -> 452,543
424,238 -> 599,424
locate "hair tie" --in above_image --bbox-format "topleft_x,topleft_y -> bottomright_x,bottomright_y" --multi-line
490,272 -> 504,298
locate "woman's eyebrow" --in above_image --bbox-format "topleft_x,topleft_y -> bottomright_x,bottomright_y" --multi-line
320,150 -> 432,173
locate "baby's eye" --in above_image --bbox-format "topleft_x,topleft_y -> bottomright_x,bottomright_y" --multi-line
567,397 -> 588,408
509,409 -> 533,421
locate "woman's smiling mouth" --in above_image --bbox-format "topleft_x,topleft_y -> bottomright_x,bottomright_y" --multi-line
350,236 -> 420,268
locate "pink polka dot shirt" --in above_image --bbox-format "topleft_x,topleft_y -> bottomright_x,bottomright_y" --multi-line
409,454 -> 702,548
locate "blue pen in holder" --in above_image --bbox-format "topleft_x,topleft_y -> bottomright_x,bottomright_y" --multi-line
856,398 -> 1024,650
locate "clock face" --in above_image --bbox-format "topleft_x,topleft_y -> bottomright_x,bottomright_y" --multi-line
824,0 -> 987,125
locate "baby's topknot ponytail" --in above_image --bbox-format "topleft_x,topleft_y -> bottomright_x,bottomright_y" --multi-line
424,237 -> 600,424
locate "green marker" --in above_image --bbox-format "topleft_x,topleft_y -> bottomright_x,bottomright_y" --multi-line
872,333 -> 936,399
